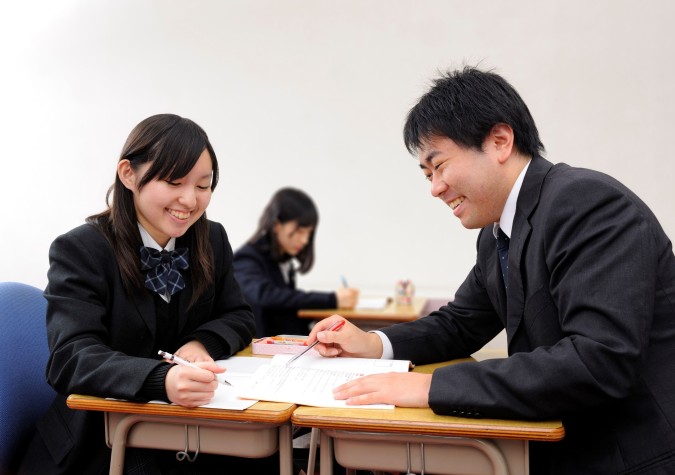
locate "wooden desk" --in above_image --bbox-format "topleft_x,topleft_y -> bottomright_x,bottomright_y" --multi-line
298,296 -> 427,330
292,360 -> 564,475
68,361 -> 296,475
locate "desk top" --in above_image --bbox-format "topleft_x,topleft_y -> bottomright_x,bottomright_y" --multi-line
291,357 -> 564,442
298,296 -> 427,322
67,394 -> 296,424
292,405 -> 563,442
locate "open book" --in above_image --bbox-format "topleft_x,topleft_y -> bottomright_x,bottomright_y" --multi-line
236,354 -> 411,409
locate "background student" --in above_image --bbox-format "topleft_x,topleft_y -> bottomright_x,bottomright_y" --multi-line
307,67 -> 675,474
233,187 -> 359,337
20,114 -> 276,474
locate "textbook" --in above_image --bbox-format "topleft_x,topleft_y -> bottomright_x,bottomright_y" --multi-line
236,353 -> 412,409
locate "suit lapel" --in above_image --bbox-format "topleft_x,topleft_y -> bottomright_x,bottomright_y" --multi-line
506,157 -> 554,349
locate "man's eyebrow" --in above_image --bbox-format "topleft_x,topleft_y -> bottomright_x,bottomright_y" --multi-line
418,150 -> 440,169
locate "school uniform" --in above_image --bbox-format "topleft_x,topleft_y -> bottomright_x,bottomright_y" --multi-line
233,240 -> 336,337
381,157 -> 675,473
20,219 -> 261,474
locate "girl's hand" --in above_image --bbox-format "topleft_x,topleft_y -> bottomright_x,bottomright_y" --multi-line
165,340 -> 226,407
165,360 -> 223,407
174,340 -> 215,363
336,287 -> 360,309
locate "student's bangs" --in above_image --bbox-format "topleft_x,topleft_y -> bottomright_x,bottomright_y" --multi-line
139,119 -> 219,190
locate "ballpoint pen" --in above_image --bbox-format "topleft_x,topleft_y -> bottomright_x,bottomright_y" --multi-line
285,319 -> 346,366
158,350 -> 232,386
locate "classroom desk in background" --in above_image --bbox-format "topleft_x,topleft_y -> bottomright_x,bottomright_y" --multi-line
298,296 -> 427,330
292,359 -> 564,475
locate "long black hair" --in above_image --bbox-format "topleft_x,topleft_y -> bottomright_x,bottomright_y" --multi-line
87,114 -> 219,307
247,187 -> 319,273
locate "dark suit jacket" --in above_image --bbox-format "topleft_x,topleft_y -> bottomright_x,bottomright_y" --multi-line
382,157 -> 675,474
233,243 -> 336,337
22,220 -> 255,474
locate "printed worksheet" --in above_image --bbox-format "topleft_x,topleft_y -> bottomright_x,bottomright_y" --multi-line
236,354 -> 411,409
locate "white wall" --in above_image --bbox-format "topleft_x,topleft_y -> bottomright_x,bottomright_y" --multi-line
2,1 -> 674,327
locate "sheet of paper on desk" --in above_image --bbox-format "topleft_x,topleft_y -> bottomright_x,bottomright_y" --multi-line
236,354 -> 411,409
355,297 -> 389,309
198,356 -> 270,410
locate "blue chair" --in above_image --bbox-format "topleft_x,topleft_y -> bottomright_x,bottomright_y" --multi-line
0,282 -> 56,475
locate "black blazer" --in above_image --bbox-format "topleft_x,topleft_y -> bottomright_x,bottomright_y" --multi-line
22,220 -> 255,474
233,243 -> 336,337
382,157 -> 675,474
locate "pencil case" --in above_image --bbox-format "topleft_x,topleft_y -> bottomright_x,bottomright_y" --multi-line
251,335 -> 319,356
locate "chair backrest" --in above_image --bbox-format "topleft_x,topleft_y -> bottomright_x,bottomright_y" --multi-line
0,282 -> 56,475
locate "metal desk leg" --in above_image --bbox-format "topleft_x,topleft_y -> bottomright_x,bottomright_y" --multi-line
279,422 -> 293,475
307,427 -> 319,475
108,414 -> 147,475
320,428 -> 334,475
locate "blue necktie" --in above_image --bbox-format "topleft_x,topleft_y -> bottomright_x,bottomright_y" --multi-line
497,229 -> 510,289
140,246 -> 189,296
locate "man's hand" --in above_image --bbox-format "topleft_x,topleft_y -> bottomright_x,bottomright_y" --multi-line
333,372 -> 432,407
307,316 -> 383,358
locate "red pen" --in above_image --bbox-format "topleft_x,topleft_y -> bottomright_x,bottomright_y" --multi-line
285,319 -> 346,366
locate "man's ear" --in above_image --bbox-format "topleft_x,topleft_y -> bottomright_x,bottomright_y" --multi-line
487,123 -> 515,164
117,159 -> 137,191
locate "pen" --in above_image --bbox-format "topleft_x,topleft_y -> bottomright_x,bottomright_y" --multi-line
158,350 -> 232,386
340,275 -> 349,288
285,319 -> 346,366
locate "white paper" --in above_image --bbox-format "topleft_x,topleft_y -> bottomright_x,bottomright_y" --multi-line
236,354 -> 411,409
198,356 -> 270,410
355,297 -> 389,310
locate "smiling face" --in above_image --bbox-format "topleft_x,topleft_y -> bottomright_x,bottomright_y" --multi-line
418,131 -> 514,230
274,221 -> 313,257
118,148 -> 213,247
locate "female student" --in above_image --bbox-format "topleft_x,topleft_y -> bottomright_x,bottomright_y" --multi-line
20,114 -> 274,474
233,187 -> 359,338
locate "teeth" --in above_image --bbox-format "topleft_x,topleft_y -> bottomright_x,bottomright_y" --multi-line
169,209 -> 190,219
449,197 -> 465,209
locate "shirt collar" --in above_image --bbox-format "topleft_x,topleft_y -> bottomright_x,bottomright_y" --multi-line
493,160 -> 531,239
138,224 -> 176,252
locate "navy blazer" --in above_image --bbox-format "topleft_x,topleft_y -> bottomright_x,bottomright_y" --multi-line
233,243 -> 336,337
382,157 -> 675,473
22,220 -> 255,474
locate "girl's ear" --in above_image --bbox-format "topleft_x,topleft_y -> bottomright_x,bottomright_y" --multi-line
117,159 -> 137,191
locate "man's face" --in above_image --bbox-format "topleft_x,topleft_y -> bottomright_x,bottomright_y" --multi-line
418,135 -> 510,229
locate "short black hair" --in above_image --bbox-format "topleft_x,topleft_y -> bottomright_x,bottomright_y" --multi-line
403,66 -> 545,157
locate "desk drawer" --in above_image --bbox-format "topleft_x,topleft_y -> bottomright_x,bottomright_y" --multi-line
105,412 -> 280,458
